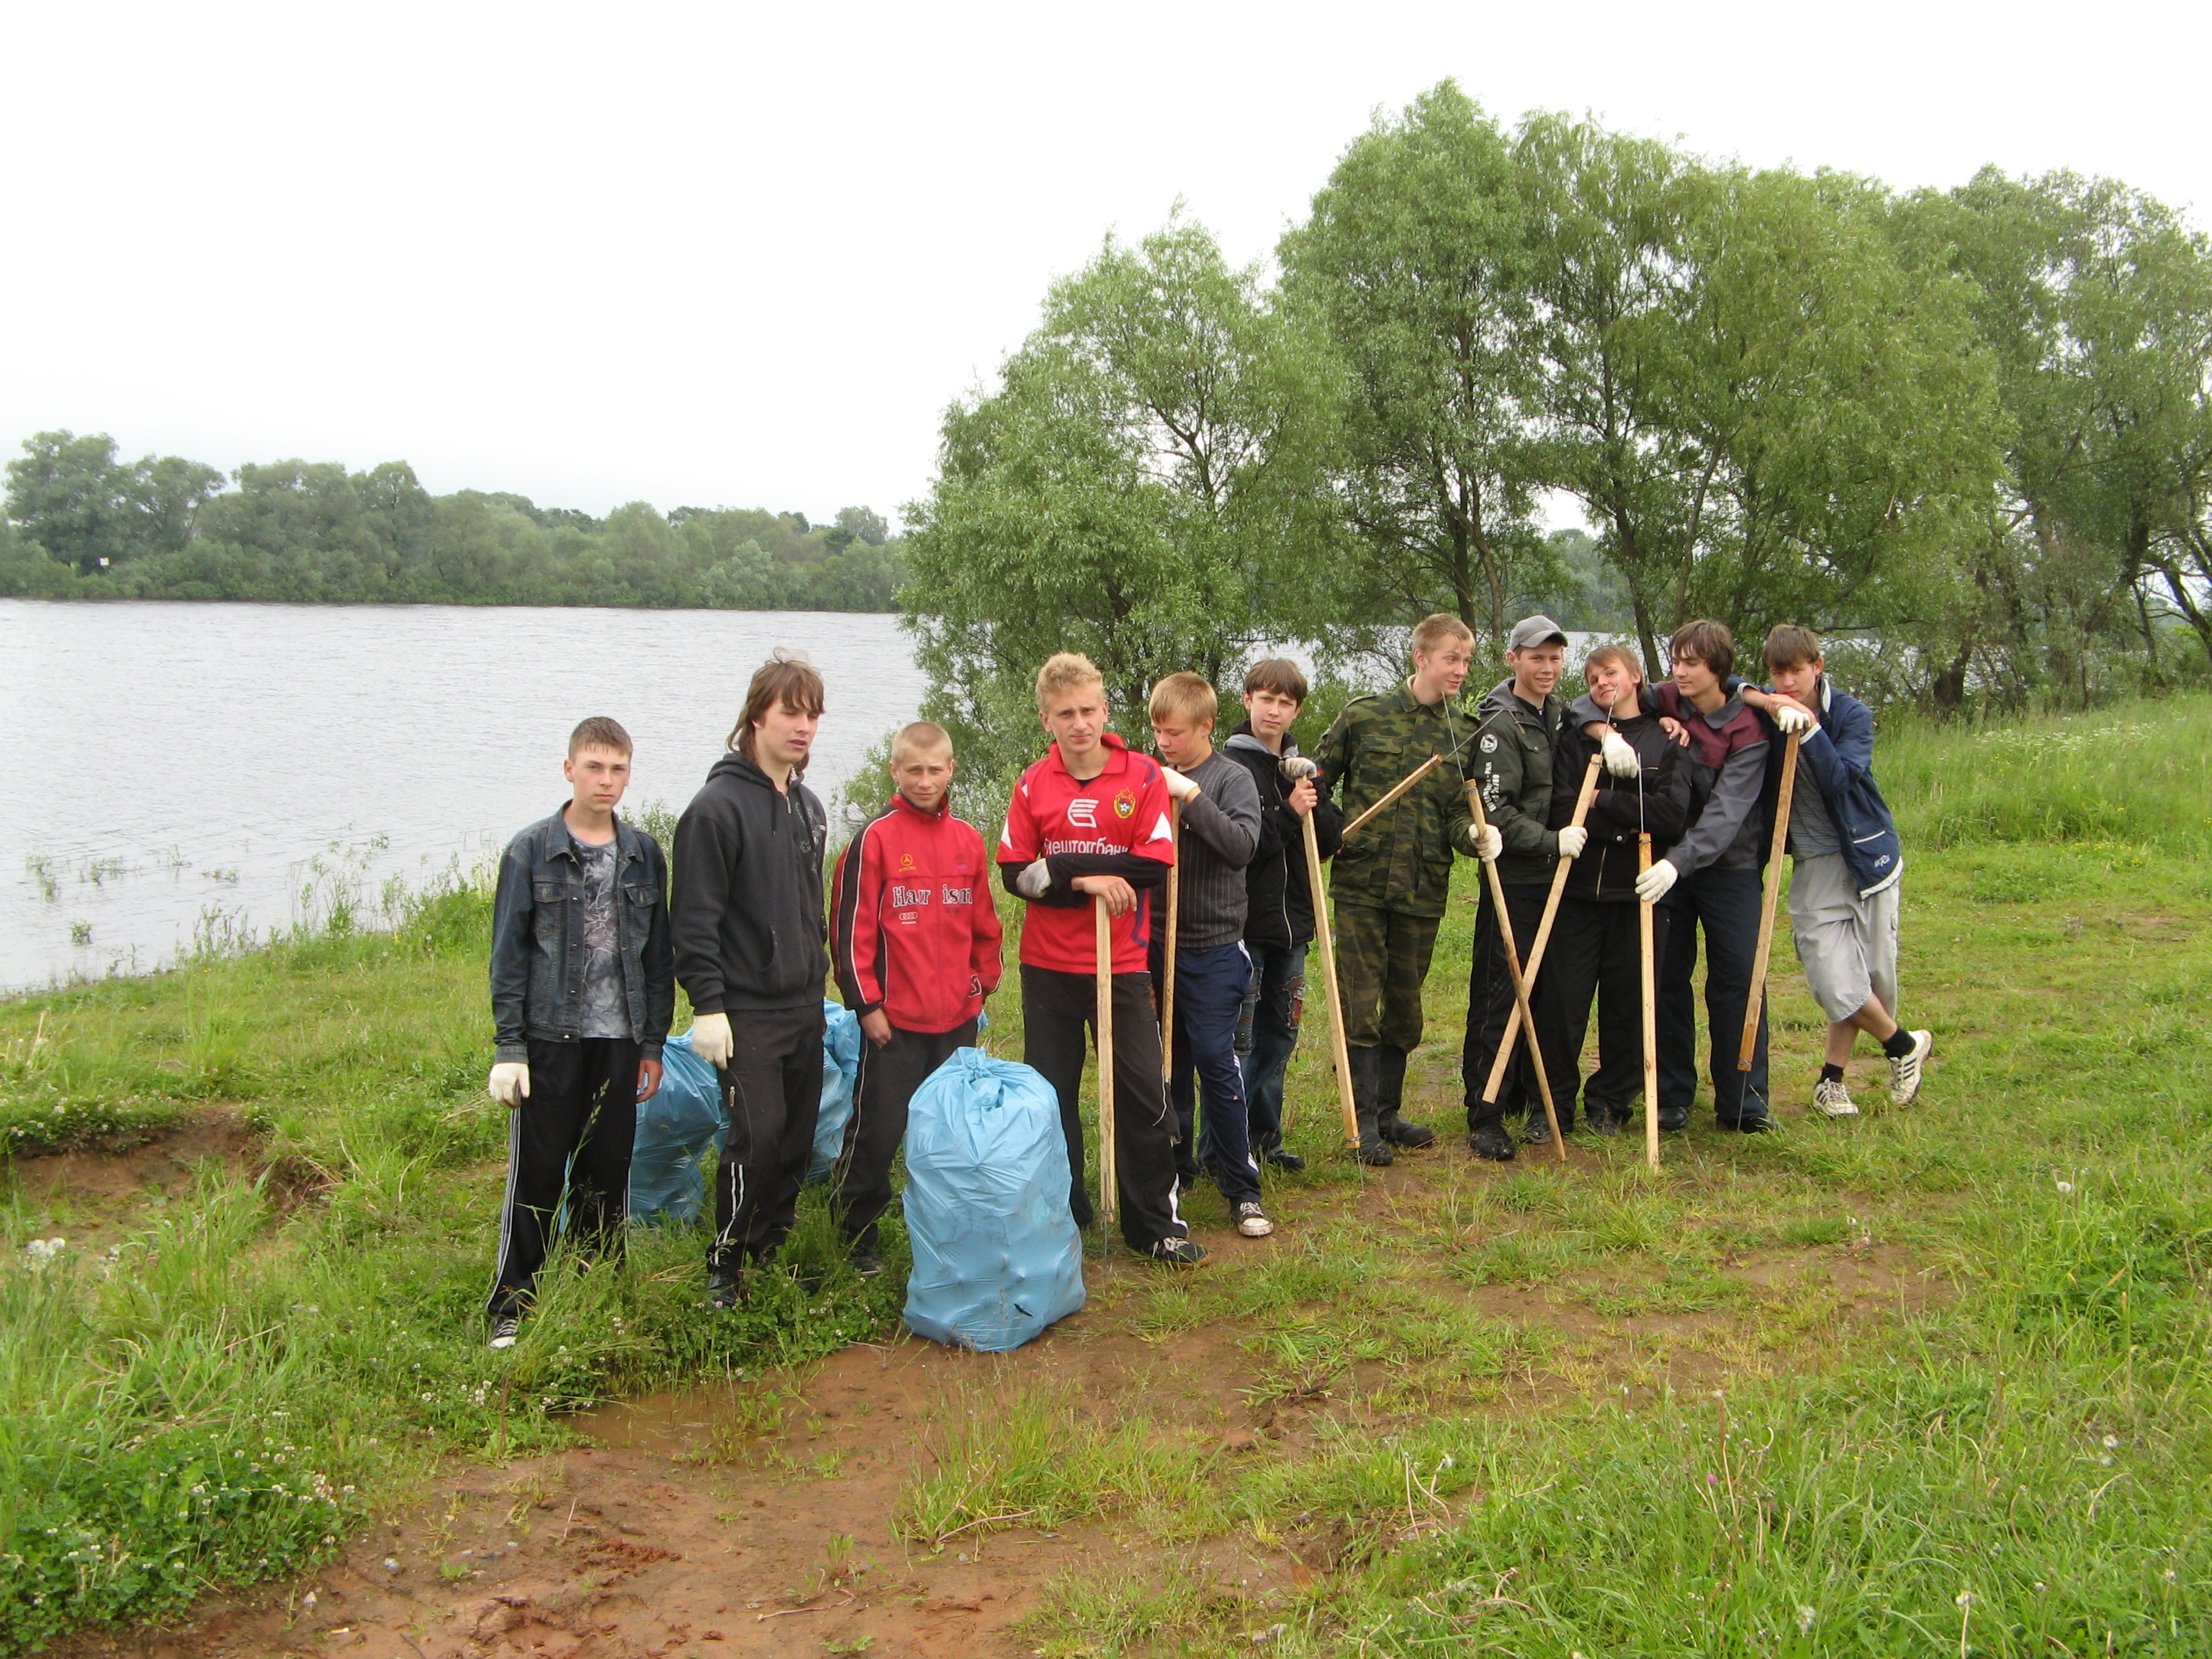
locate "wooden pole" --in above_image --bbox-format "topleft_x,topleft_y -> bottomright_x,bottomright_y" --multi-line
1739,730 -> 1801,1071
1094,896 -> 1118,1229
1302,809 -> 1361,1149
1640,832 -> 1660,1172
1160,799 -> 1180,1082
1474,752 -> 1601,1116
1339,753 -> 1445,842
1462,781 -> 1566,1159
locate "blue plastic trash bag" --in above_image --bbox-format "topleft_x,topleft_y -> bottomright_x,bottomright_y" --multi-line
628,1033 -> 724,1225
902,1048 -> 1086,1352
808,999 -> 863,1183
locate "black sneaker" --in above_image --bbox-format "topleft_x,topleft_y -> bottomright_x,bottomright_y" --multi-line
706,1265 -> 748,1309
1726,1116 -> 1775,1134
1264,1148 -> 1306,1173
487,1314 -> 520,1351
1148,1236 -> 1208,1267
1521,1114 -> 1553,1146
1467,1125 -> 1517,1161
850,1245 -> 884,1280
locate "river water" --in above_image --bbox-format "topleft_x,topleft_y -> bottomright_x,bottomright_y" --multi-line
2,601 -> 928,993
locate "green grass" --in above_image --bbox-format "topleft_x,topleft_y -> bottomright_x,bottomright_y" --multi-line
3,695 -> 2209,1655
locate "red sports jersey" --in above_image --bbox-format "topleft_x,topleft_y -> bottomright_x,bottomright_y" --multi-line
999,734 -> 1174,975
832,791 -> 1004,1034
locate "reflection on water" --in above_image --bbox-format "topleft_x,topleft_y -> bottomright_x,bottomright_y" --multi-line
4,601 -> 925,992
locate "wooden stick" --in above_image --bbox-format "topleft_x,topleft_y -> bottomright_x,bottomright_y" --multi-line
1462,781 -> 1565,1159
1475,752 -> 1602,1115
1302,809 -> 1361,1149
1094,897 -> 1117,1229
1339,753 -> 1445,841
1160,799 -> 1180,1082
1640,832 -> 1660,1172
1739,729 -> 1800,1071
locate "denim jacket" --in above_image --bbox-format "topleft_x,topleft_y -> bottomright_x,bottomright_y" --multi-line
490,807 -> 674,1063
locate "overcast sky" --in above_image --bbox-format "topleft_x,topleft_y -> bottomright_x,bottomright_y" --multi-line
4,1 -> 2206,531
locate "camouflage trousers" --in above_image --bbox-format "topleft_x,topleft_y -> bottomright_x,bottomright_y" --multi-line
1331,901 -> 1442,1053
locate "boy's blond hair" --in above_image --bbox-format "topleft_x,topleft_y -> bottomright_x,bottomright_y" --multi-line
1410,613 -> 1475,658
1035,651 -> 1105,713
1583,642 -> 1640,678
890,721 -> 954,766
568,716 -> 632,757
1148,672 -> 1218,727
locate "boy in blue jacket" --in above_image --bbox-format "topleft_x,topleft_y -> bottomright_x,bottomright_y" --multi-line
1740,626 -> 1931,1117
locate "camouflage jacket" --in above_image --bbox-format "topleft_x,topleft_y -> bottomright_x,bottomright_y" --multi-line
1471,678 -> 1569,887
1313,681 -> 1475,918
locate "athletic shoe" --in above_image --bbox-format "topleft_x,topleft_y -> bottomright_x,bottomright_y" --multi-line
850,1245 -> 884,1279
1720,1115 -> 1774,1133
706,1265 -> 749,1310
1586,1111 -> 1622,1138
1467,1125 -> 1517,1161
1521,1113 -> 1554,1146
1812,1077 -> 1860,1118
1233,1202 -> 1275,1238
1264,1149 -> 1306,1173
487,1315 -> 520,1351
1148,1237 -> 1208,1267
1889,1030 -> 1933,1107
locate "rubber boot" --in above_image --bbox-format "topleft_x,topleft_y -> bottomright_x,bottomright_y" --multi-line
1348,1046 -> 1393,1166
1375,1046 -> 1434,1148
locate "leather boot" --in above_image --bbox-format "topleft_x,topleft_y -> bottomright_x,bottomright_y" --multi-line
1375,1046 -> 1434,1147
1348,1046 -> 1393,1166
1464,1092 -> 1517,1161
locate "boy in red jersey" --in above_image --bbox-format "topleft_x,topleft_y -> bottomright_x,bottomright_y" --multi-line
829,721 -> 1004,1277
999,653 -> 1202,1266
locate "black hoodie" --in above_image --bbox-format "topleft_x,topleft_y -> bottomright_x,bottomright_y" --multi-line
1221,723 -> 1344,950
670,752 -> 830,1014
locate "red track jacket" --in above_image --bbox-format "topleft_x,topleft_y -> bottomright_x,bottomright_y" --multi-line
831,792 -> 1004,1034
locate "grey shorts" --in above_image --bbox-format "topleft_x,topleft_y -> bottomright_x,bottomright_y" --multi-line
1786,853 -> 1899,1024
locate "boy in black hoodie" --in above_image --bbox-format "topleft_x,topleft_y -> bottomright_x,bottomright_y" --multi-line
671,652 -> 832,1308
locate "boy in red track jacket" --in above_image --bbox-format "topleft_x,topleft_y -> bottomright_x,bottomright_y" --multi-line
829,721 -> 1004,1276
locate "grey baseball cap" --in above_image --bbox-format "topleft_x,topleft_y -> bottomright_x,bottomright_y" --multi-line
1506,614 -> 1568,652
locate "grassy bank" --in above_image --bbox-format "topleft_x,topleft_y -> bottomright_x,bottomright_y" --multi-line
2,696 -> 2208,1655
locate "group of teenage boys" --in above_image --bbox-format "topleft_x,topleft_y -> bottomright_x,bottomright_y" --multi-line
480,618 -> 1929,1346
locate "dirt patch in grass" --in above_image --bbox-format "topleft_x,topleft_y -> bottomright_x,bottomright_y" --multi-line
4,1105 -> 265,1238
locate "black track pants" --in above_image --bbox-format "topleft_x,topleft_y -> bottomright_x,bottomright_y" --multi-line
832,1018 -> 977,1251
1535,895 -> 1673,1125
1658,868 -> 1772,1126
487,1035 -> 639,1320
1020,963 -> 1187,1253
1461,881 -> 1550,1132
710,1002 -> 826,1271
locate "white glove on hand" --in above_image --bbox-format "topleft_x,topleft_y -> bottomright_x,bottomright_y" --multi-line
487,1061 -> 530,1107
1159,765 -> 1202,803
1600,729 -> 1640,778
1278,754 -> 1318,781
1555,825 -> 1588,859
1469,823 -> 1503,861
1771,702 -> 1815,736
1634,859 -> 1679,904
1015,858 -> 1053,899
690,1011 -> 734,1069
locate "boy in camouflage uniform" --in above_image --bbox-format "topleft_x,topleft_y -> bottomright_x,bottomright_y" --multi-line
1311,614 -> 1480,1164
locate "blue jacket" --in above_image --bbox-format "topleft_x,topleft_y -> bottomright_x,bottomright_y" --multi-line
490,808 -> 675,1063
1743,677 -> 1902,899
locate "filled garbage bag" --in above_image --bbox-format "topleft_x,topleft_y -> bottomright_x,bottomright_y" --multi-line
627,1032 -> 724,1225
902,1048 -> 1085,1352
808,999 -> 864,1184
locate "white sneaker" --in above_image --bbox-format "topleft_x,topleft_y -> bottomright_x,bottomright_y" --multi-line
1812,1076 -> 1859,1118
1889,1030 -> 1933,1107
487,1314 -> 520,1350
1233,1201 -> 1275,1238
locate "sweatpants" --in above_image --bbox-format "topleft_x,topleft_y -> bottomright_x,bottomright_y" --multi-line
1460,881 -> 1550,1133
710,1002 -> 827,1272
1020,963 -> 1187,1252
1658,867 -> 1771,1126
832,1018 -> 976,1251
487,1035 -> 639,1320
1154,941 -> 1261,1208
1236,940 -> 1306,1157
1786,853 -> 1901,1024
1536,895 -> 1673,1126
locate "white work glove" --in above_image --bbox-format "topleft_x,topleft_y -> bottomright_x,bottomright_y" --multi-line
487,1061 -> 530,1107
1015,858 -> 1053,899
1634,858 -> 1679,904
1468,823 -> 1503,861
1159,765 -> 1202,804
1278,754 -> 1318,781
690,1010 -> 734,1069
1771,702 -> 1815,736
1600,729 -> 1640,778
1555,825 -> 1588,860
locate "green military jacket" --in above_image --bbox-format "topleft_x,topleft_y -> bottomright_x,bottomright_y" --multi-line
1472,678 -> 1570,887
1313,681 -> 1475,919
